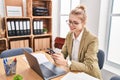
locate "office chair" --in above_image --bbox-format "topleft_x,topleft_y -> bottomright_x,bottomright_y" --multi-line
110,76 -> 120,80
54,37 -> 65,49
97,49 -> 105,69
0,47 -> 33,58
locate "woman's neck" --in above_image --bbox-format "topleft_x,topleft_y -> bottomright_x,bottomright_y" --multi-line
74,30 -> 81,39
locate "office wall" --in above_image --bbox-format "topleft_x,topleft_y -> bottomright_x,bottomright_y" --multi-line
0,0 -> 5,17
80,0 -> 100,36
52,0 -> 60,46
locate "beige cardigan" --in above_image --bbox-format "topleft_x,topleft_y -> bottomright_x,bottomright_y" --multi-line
61,28 -> 102,80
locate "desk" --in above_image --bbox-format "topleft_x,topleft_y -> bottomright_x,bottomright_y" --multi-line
0,52 -> 67,80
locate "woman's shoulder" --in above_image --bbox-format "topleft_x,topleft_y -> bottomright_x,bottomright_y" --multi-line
66,31 -> 73,37
65,32 -> 73,41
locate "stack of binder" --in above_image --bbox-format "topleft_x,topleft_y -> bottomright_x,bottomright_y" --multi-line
33,20 -> 43,35
33,7 -> 49,16
7,20 -> 30,36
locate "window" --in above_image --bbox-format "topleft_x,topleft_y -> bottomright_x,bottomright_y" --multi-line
59,0 -> 80,38
107,0 -> 120,68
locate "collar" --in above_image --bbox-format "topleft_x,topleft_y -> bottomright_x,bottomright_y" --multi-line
72,29 -> 84,42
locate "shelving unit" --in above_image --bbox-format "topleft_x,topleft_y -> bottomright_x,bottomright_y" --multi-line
2,0 -> 52,52
26,0 -> 52,51
4,17 -> 32,49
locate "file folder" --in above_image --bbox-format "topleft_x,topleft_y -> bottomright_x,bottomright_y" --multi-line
19,20 -> 24,35
7,21 -> 12,36
11,20 -> 16,36
39,21 -> 43,34
33,20 -> 37,35
15,20 -> 20,36
23,20 -> 27,35
26,20 -> 30,35
37,20 -> 40,34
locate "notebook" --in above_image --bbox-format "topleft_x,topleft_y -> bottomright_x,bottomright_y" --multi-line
24,50 -> 67,80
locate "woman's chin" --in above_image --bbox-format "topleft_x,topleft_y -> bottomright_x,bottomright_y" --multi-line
70,30 -> 75,32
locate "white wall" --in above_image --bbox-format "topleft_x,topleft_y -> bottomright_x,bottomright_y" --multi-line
0,0 -> 5,17
80,0 -> 101,36
98,0 -> 109,51
80,0 -> 108,51
52,0 -> 60,46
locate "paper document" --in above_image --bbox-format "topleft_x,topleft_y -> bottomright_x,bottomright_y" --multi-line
23,53 -> 49,64
76,72 -> 99,80
61,72 -> 79,80
32,53 -> 49,64
61,72 -> 99,80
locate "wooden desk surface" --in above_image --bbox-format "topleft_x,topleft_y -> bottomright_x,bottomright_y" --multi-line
0,52 -> 68,80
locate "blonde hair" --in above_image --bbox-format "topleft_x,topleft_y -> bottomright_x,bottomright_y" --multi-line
70,5 -> 87,24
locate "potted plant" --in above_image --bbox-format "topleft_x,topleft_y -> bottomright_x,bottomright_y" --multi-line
43,28 -> 48,34
13,74 -> 23,80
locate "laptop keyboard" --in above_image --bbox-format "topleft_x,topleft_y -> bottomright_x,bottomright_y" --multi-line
40,64 -> 56,78
42,62 -> 66,75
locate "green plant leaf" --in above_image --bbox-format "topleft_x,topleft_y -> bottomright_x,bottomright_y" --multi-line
13,74 -> 23,80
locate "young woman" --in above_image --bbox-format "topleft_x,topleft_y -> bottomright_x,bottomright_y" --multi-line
52,5 -> 102,80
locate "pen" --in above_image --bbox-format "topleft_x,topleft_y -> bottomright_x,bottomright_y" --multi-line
3,59 -> 6,65
3,58 -> 8,65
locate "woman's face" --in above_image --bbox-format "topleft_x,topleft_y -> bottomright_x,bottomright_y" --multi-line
68,14 -> 84,33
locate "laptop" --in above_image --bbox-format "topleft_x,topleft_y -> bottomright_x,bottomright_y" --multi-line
24,50 -> 67,80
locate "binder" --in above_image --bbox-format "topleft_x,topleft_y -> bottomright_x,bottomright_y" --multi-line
7,21 -> 12,36
26,20 -> 30,35
11,20 -> 16,36
15,20 -> 20,36
19,20 -> 24,35
40,21 -> 43,34
37,20 -> 40,34
33,20 -> 37,35
23,20 -> 27,35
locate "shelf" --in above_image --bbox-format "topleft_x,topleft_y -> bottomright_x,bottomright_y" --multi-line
32,16 -> 52,19
5,17 -> 30,19
33,33 -> 52,37
7,35 -> 32,39
0,38 -> 7,40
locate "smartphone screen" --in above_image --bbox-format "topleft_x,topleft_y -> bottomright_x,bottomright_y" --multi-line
47,48 -> 55,54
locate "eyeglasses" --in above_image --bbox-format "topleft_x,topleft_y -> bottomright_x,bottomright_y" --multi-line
66,20 -> 80,26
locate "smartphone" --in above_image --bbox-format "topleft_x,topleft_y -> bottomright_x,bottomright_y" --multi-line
47,48 -> 55,54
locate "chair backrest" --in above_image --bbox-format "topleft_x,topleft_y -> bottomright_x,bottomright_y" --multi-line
110,76 -> 120,80
54,37 -> 65,49
97,49 -> 105,69
0,47 -> 33,58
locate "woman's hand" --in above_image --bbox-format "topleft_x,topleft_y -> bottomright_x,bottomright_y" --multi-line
51,53 -> 67,67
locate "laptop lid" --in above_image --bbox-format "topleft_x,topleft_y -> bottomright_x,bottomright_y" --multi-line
24,50 -> 44,79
